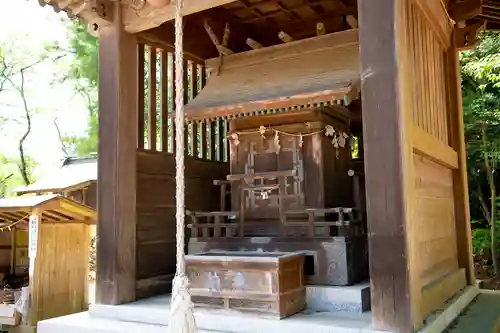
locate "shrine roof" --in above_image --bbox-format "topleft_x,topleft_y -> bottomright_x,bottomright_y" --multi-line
36,0 -> 500,39
14,155 -> 97,195
185,29 -> 360,121
0,194 -> 95,228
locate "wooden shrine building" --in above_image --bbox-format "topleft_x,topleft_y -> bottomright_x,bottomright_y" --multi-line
32,0 -> 500,332
14,155 -> 98,209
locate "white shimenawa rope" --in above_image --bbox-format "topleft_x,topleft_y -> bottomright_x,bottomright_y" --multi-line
168,0 -> 197,332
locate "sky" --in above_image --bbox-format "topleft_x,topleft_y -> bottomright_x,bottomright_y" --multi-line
0,0 -> 89,178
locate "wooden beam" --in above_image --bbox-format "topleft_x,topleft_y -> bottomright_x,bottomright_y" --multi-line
450,0 -> 482,22
316,22 -> 326,36
411,125 -> 459,170
122,0 -> 237,33
137,44 -> 145,149
484,0 -> 500,10
278,31 -> 294,43
96,3 -> 137,305
137,30 -> 205,62
204,20 -> 234,55
346,15 -> 358,29
455,20 -> 486,50
358,0 -> 420,331
246,38 -> 263,49
205,29 -> 359,70
447,33 -> 475,285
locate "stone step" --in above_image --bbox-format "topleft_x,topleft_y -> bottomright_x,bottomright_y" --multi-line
37,311 -> 221,333
38,294 -> 375,333
306,282 -> 370,313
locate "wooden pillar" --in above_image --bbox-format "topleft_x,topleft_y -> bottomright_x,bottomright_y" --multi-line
358,0 -> 420,331
96,3 -> 137,305
10,226 -> 16,275
448,38 -> 475,284
28,209 -> 42,325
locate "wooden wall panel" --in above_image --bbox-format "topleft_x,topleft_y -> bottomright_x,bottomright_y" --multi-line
135,150 -> 229,299
32,223 -> 90,324
414,154 -> 458,286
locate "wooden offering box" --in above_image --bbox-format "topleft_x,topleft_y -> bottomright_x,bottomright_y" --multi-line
186,251 -> 305,319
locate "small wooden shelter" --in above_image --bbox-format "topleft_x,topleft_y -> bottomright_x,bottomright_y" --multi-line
30,0 -> 500,332
14,156 -> 98,209
0,194 -> 94,329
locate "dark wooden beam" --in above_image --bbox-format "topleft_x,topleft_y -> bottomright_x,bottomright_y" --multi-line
450,0 -> 482,22
358,0 -> 417,331
484,0 -> 500,11
96,3 -> 137,305
455,20 -> 486,50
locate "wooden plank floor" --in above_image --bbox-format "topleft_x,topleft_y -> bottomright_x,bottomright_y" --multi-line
444,292 -> 500,333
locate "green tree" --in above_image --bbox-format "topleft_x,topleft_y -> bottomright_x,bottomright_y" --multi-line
0,39 -> 60,185
461,31 -> 500,275
57,21 -> 99,157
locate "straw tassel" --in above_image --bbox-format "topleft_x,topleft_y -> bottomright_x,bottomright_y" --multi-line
168,0 -> 197,332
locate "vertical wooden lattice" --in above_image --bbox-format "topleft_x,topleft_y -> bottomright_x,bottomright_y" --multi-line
136,44 -> 220,160
407,2 -> 450,145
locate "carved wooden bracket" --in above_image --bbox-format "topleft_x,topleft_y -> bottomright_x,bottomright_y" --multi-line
89,0 -> 114,23
455,20 -> 486,50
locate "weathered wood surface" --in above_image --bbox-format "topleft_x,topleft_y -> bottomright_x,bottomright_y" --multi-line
31,223 -> 90,324
186,252 -> 305,319
135,150 -> 228,299
189,236 -> 368,287
186,30 -> 359,120
446,33 -> 475,284
228,108 -> 353,237
360,0 -> 470,330
96,5 -> 138,305
407,0 -> 452,145
414,154 -> 459,286
358,0 -> 417,331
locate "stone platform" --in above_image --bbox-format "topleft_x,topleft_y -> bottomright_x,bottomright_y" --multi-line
37,286 -> 480,333
306,283 -> 371,313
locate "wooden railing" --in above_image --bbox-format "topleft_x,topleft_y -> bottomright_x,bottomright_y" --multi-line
136,43 -> 228,162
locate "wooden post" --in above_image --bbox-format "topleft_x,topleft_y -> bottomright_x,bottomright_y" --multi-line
201,121 -> 208,159
10,226 -> 16,276
210,120 -> 217,160
137,44 -> 145,149
148,47 -> 157,151
160,50 -> 169,152
28,209 -> 42,326
358,0 -> 420,331
447,36 -> 474,284
218,119 -> 224,161
96,3 -> 137,305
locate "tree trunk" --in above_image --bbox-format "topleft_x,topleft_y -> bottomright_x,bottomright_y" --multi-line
17,70 -> 32,186
490,178 -> 497,275
482,124 -> 498,275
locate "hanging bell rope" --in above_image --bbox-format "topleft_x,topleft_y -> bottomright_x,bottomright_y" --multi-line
168,0 -> 197,332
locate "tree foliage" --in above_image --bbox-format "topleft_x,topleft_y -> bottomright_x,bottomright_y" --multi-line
461,31 -> 500,275
0,39 -> 61,186
58,21 -> 99,157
